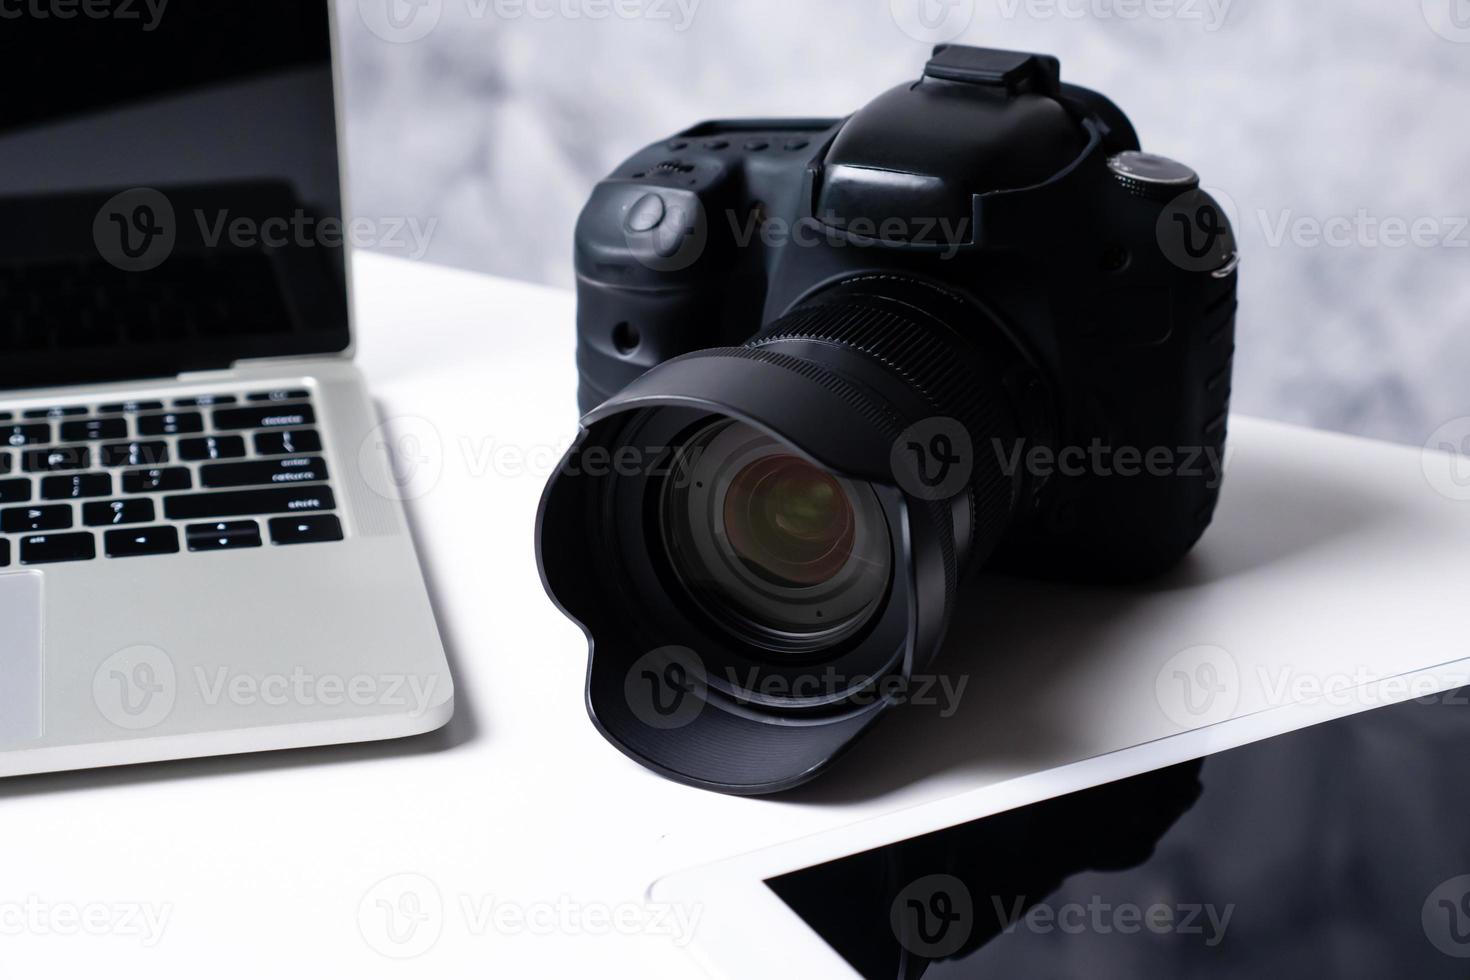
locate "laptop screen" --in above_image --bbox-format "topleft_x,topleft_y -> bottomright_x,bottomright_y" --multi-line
0,0 -> 350,391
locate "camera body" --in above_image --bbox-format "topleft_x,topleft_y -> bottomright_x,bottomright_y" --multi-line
544,46 -> 1238,794
574,46 -> 1236,582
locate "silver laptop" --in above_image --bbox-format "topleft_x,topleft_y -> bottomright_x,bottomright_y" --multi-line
0,2 -> 453,777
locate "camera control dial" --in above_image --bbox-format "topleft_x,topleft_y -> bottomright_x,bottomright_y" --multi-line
1107,151 -> 1200,200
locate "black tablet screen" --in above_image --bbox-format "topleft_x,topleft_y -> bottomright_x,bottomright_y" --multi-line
770,686 -> 1470,978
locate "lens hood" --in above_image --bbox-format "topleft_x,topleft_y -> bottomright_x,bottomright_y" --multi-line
538,285 -> 1024,794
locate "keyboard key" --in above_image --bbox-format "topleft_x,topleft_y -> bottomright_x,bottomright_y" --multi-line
0,539 -> 8,567
0,412 -> 10,422
4,423 -> 50,447
22,406 -> 86,419
269,514 -> 343,546
41,473 -> 112,500
136,411 -> 204,436
2,504 -> 73,534
60,417 -> 128,442
104,525 -> 179,559
174,395 -> 237,408
177,436 -> 246,462
22,446 -> 89,472
186,520 -> 262,551
0,478 -> 30,504
164,486 -> 336,521
0,452 -> 9,475
122,467 -> 192,494
83,498 -> 156,527
213,404 -> 315,431
21,532 -> 95,564
100,440 -> 170,468
246,389 -> 310,403
201,456 -> 329,489
97,400 -> 163,414
254,429 -> 322,456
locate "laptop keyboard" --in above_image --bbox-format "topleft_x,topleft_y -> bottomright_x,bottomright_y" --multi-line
0,388 -> 342,567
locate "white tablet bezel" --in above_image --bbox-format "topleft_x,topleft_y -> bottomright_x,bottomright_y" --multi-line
650,655 -> 1470,978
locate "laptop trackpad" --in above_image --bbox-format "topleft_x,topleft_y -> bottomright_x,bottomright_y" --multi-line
0,572 -> 43,741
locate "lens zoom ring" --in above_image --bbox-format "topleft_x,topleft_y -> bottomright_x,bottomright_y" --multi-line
717,346 -> 904,439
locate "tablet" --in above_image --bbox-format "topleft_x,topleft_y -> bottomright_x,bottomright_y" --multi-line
652,657 -> 1470,978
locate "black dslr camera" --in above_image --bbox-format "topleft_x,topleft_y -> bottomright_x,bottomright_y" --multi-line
538,46 -> 1238,795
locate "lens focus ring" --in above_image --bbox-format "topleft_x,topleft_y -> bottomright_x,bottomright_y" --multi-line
748,279 -> 1025,571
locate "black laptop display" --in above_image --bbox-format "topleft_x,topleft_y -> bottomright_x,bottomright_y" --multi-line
0,1 -> 350,390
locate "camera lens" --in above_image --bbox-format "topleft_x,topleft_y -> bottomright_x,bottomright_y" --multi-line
537,277 -> 1030,793
661,418 -> 892,653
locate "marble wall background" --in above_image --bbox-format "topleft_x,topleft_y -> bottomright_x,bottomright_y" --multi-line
335,0 -> 1470,446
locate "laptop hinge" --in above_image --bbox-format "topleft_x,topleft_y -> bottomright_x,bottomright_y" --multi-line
177,353 -> 347,383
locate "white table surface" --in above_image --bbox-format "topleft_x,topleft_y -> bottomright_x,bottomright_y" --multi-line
3,252 -> 1468,978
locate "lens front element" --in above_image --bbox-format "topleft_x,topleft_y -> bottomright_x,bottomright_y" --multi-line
723,453 -> 856,588
661,419 -> 892,653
